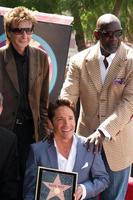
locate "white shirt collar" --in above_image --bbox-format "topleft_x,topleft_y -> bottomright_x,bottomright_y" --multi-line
54,134 -> 77,172
98,44 -> 116,63
98,44 -> 116,83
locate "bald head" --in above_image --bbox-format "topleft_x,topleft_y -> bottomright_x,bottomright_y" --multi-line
93,13 -> 123,54
96,13 -> 122,31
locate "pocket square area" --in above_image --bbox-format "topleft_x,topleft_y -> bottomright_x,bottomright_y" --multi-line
81,162 -> 88,169
113,78 -> 124,84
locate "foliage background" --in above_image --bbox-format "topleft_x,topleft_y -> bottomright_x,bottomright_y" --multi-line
0,0 -> 132,51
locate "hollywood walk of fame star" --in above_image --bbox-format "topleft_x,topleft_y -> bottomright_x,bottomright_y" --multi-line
42,174 -> 71,200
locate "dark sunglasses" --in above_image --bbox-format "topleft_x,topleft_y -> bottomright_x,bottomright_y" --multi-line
9,27 -> 34,35
98,30 -> 123,38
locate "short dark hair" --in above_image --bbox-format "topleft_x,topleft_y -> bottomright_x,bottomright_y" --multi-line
48,99 -> 76,122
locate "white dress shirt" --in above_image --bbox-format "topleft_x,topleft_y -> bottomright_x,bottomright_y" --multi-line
97,46 -> 116,140
54,134 -> 86,199
98,46 -> 116,84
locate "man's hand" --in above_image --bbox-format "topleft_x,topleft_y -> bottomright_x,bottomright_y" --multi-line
86,130 -> 105,153
74,185 -> 83,200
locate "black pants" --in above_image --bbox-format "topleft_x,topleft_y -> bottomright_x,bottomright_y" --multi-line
13,119 -> 35,200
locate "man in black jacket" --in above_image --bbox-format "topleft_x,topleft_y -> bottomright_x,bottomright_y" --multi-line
0,93 -> 18,200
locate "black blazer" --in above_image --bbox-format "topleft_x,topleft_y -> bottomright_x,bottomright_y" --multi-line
0,127 -> 18,200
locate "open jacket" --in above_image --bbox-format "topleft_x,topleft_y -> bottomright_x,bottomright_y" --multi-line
23,135 -> 109,200
0,44 -> 49,141
60,42 -> 133,171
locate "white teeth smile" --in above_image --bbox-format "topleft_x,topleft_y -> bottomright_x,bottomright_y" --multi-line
62,128 -> 73,132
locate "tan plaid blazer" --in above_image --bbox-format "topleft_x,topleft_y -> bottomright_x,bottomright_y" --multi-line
60,42 -> 133,171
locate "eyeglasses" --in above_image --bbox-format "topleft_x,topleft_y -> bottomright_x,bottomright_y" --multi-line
9,27 -> 34,35
99,30 -> 123,38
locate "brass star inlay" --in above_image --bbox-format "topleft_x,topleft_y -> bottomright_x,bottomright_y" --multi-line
42,174 -> 71,199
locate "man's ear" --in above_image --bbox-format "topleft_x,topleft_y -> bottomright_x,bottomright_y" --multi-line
94,31 -> 100,40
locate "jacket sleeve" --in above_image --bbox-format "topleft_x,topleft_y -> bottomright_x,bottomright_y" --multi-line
60,48 -> 90,106
39,52 -> 49,139
83,153 -> 110,199
60,55 -> 80,105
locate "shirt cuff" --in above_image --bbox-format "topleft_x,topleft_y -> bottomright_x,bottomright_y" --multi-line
80,184 -> 86,199
97,126 -> 111,141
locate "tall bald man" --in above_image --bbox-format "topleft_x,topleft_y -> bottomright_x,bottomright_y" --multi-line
60,14 -> 133,200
